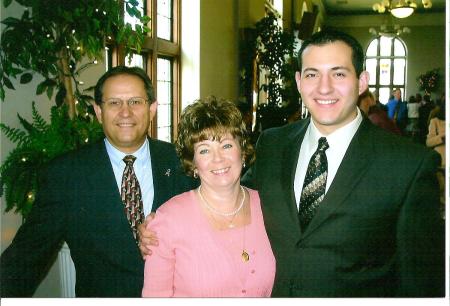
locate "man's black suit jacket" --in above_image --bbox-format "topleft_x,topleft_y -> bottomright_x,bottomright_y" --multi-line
0,138 -> 196,297
243,117 -> 445,297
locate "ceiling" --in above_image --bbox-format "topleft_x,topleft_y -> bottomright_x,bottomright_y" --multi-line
321,0 -> 446,16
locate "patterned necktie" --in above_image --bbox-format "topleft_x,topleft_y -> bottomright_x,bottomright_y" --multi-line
121,155 -> 145,244
299,137 -> 329,231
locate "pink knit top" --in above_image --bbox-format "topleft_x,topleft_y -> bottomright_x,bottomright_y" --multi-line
142,188 -> 276,297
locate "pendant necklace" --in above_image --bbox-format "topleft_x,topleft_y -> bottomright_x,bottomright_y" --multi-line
241,226 -> 249,262
198,185 -> 250,262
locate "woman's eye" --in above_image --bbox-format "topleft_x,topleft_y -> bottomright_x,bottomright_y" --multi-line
199,149 -> 208,154
223,143 -> 232,149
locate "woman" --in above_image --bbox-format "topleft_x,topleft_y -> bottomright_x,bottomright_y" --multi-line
426,101 -> 445,218
357,90 -> 401,135
142,97 -> 275,297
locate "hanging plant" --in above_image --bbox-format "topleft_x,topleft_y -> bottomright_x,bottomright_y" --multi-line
417,68 -> 440,95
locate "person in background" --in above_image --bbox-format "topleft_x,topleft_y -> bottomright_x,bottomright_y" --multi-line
0,66 -> 195,297
426,100 -> 445,218
386,88 -> 407,134
416,93 -> 424,106
142,96 -> 275,297
357,89 -> 401,135
405,95 -> 420,140
418,94 -> 435,144
428,92 -> 445,122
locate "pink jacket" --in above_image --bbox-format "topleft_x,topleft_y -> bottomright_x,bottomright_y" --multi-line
142,189 -> 275,297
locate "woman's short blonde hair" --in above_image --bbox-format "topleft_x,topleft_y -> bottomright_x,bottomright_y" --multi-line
357,89 -> 375,107
175,96 -> 255,177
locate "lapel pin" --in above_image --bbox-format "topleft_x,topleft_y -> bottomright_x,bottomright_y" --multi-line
165,169 -> 171,176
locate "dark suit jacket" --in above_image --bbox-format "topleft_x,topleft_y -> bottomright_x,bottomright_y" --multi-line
243,117 -> 445,297
0,138 -> 197,297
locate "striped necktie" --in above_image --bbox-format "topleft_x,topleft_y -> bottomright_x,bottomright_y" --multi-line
299,137 -> 329,231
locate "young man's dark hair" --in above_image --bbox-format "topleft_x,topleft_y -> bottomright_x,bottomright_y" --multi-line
297,28 -> 365,77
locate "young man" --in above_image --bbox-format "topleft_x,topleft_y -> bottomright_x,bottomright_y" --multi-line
243,29 -> 444,297
0,66 -> 195,297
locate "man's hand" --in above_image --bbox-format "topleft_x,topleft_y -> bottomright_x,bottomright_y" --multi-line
138,212 -> 159,259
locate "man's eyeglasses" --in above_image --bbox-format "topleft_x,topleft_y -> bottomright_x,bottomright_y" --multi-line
102,97 -> 148,110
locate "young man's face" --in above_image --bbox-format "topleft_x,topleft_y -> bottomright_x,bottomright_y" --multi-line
296,41 -> 369,135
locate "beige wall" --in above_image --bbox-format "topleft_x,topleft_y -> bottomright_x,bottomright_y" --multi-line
199,0 -> 239,101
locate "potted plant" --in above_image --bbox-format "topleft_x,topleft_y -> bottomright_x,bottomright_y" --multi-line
238,13 -> 298,132
0,0 -> 150,217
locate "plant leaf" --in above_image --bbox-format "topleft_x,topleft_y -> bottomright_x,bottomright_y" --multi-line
55,86 -> 67,107
3,0 -> 13,8
20,73 -> 33,84
36,80 -> 46,95
3,77 -> 15,90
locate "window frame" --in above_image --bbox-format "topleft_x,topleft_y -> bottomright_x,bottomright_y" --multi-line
110,0 -> 181,142
365,36 -> 407,103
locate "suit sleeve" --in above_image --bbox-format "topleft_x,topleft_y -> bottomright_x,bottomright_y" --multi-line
395,150 -> 445,296
142,206 -> 175,297
0,162 -> 67,297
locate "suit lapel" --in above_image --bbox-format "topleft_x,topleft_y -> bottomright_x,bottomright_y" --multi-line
280,120 -> 309,236
148,137 -> 172,210
83,141 -> 137,241
301,118 -> 375,239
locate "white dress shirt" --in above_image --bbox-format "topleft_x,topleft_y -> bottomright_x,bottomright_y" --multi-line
104,138 -> 155,216
294,108 -> 363,210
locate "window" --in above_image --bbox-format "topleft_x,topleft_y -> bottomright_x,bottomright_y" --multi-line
365,36 -> 407,104
109,0 -> 180,142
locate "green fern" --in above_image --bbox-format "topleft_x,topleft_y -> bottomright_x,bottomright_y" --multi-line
31,102 -> 49,132
0,104 -> 103,217
0,123 -> 29,146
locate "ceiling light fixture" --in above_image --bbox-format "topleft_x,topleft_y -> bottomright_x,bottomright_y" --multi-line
372,0 -> 432,19
369,24 -> 411,37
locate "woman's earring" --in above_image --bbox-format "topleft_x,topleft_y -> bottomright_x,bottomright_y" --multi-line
193,170 -> 198,179
242,161 -> 246,168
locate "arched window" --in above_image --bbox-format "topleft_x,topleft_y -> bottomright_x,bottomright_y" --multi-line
365,36 -> 407,104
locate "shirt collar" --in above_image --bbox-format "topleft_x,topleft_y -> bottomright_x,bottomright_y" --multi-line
307,108 -> 363,150
104,138 -> 150,168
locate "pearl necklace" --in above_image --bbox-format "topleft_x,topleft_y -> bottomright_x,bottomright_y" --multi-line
198,185 -> 245,217
198,185 -> 250,262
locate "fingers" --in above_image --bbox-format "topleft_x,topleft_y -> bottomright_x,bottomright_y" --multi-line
139,212 -> 159,259
139,243 -> 152,259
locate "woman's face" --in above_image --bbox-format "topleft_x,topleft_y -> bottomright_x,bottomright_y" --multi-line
193,133 -> 243,192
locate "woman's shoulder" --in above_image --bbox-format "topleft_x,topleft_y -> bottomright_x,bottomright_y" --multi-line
155,190 -> 197,218
246,187 -> 259,200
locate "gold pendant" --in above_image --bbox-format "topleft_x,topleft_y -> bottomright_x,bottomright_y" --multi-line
242,250 -> 249,262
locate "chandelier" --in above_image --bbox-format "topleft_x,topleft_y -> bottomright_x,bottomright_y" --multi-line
369,24 -> 411,37
372,0 -> 432,18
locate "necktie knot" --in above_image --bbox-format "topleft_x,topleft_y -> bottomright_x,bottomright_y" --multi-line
123,155 -> 137,166
317,137 -> 329,152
